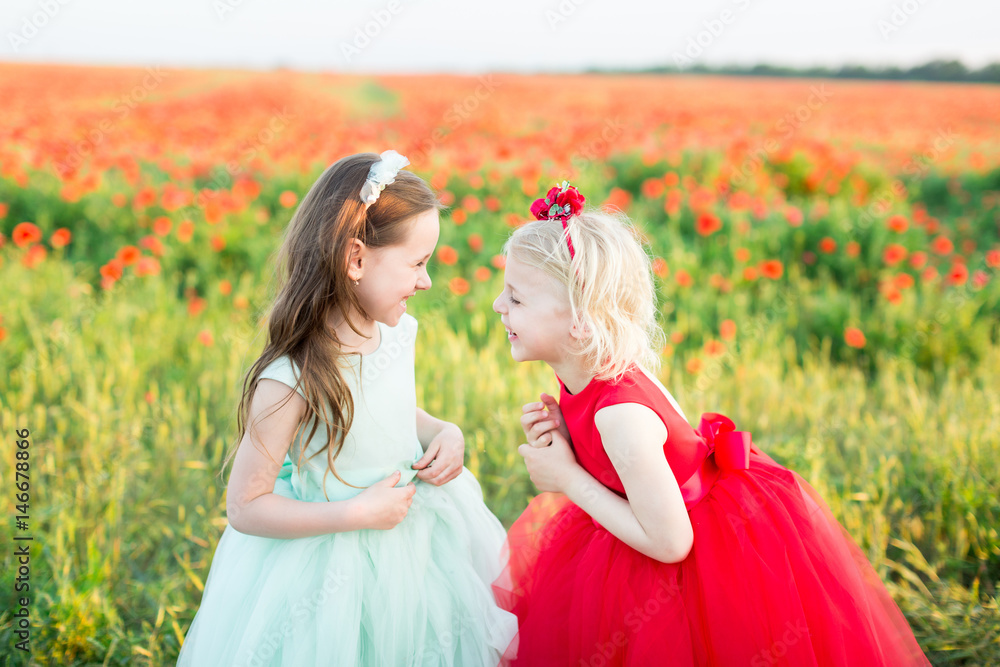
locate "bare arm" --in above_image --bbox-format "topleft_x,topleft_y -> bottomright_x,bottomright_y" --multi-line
412,407 -> 464,485
519,401 -> 693,563
566,403 -> 693,562
416,407 -> 454,448
226,379 -> 415,538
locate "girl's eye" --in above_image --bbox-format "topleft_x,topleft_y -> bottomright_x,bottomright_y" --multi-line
509,295 -> 520,305
416,262 -> 425,268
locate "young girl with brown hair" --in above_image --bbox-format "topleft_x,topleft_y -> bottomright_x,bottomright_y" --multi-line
178,151 -> 516,666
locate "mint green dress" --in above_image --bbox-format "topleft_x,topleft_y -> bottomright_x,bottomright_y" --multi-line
177,314 -> 517,666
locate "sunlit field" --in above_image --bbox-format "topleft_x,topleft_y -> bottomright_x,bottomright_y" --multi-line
0,62 -> 998,665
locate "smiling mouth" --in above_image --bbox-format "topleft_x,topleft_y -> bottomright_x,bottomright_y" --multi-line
504,324 -> 518,340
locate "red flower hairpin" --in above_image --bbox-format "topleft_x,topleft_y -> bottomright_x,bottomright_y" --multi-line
530,181 -> 585,258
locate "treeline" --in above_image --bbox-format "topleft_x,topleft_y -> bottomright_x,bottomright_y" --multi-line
590,59 -> 1000,84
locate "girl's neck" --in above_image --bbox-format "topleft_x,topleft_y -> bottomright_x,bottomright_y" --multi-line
550,357 -> 594,396
327,308 -> 380,355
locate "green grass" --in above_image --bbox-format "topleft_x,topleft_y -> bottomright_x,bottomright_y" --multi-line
0,249 -> 997,665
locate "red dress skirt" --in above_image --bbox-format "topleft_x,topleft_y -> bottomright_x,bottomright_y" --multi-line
492,366 -> 929,666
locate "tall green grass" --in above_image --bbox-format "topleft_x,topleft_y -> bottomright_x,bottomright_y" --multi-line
1,247 -> 997,664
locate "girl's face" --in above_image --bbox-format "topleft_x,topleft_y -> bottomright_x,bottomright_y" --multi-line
492,254 -> 576,364
355,209 -> 439,327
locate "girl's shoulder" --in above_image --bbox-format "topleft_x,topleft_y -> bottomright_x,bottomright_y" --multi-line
594,365 -> 690,426
258,354 -> 305,398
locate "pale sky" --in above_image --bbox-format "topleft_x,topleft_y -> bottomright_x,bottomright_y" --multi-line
2,0 -> 997,73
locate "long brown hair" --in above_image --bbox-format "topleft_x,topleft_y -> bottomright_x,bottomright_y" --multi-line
220,153 -> 442,498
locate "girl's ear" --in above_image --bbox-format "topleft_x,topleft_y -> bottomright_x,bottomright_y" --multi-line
345,238 -> 367,281
570,318 -> 592,341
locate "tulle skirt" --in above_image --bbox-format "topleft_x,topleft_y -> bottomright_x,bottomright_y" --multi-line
177,469 -> 517,666
493,450 -> 929,666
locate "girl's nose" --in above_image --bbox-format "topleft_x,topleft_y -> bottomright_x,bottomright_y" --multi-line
417,268 -> 432,290
492,294 -> 505,314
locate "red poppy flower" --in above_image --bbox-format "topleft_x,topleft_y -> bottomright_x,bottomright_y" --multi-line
931,235 -> 954,255
784,207 -> 803,227
135,257 -> 161,277
100,258 -> 124,281
50,228 -> 72,248
448,277 -> 470,296
882,244 -> 907,266
720,319 -> 737,341
13,222 -> 41,247
887,215 -> 908,233
696,212 -> 722,237
908,251 -> 927,269
760,260 -> 783,280
177,220 -> 194,243
819,237 -> 837,254
947,263 -> 968,286
704,340 -> 726,357
117,245 -> 141,266
23,244 -> 46,268
437,245 -> 458,266
461,195 -> 481,213
844,327 -> 866,349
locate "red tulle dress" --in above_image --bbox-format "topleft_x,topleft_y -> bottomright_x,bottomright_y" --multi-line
492,366 -> 929,666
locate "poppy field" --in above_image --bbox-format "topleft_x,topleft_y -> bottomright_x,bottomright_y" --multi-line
0,63 -> 999,664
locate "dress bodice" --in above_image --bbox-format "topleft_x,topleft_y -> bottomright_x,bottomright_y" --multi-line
557,365 -> 708,499
259,314 -> 424,502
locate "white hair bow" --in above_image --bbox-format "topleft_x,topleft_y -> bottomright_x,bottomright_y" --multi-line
360,150 -> 410,208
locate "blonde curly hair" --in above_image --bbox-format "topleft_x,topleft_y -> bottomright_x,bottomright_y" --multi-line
504,208 -> 663,382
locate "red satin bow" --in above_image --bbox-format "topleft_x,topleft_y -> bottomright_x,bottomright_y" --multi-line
696,413 -> 752,471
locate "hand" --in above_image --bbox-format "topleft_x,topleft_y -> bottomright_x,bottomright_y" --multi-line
412,422 -> 464,485
353,471 -> 416,530
518,429 -> 580,493
520,393 -> 571,448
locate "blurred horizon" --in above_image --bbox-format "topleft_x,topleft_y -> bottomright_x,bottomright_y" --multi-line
2,0 -> 998,75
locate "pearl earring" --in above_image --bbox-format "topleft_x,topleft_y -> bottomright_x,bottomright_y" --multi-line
354,279 -> 359,286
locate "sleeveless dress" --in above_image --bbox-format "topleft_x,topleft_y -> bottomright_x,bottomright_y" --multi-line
177,314 -> 517,666
493,365 -> 929,666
